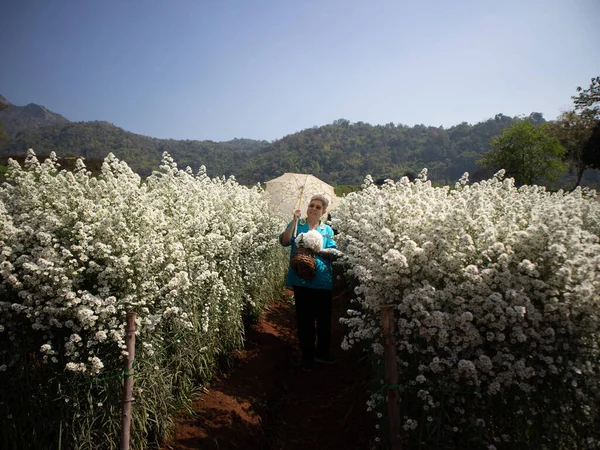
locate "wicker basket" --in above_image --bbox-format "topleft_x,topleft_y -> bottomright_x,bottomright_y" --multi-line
291,247 -> 316,280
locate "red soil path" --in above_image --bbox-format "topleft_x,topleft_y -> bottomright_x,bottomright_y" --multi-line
162,290 -> 375,450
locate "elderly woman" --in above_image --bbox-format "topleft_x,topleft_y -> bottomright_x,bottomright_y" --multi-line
280,194 -> 340,371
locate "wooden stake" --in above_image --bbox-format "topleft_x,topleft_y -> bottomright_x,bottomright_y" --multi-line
382,304 -> 402,450
120,311 -> 136,450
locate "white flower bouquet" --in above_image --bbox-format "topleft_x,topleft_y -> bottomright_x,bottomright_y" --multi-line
294,229 -> 323,252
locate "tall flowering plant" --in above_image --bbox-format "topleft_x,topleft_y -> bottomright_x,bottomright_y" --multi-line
332,170 -> 600,449
0,150 -> 287,449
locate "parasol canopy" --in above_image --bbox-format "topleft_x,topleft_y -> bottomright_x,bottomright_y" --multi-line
263,173 -> 339,219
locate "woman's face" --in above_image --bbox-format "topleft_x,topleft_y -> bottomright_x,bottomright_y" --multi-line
306,200 -> 325,220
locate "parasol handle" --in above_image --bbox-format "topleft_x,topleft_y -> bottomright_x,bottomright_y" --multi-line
292,184 -> 306,238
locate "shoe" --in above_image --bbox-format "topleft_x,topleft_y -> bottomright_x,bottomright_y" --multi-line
314,355 -> 336,364
302,360 -> 317,372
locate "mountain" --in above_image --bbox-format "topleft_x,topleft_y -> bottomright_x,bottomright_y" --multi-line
0,95 -> 70,138
0,96 -> 274,178
4,95 -> 587,187
0,108 -> 532,184
235,115 -> 527,185
0,120 -> 270,178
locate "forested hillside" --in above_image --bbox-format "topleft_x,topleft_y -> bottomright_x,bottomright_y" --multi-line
0,120 -> 267,177
4,95 -> 592,186
237,114 -> 543,185
1,107 -> 543,184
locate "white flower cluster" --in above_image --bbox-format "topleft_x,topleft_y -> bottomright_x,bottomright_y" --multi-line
295,230 -> 323,252
0,150 -> 284,378
332,170 -> 600,447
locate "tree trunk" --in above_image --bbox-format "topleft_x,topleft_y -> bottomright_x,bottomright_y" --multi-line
570,166 -> 585,192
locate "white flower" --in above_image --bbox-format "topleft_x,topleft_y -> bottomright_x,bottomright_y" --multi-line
40,344 -> 52,354
95,330 -> 108,342
90,356 -> 104,374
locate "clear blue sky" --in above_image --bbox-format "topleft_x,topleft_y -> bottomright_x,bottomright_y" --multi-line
2,0 -> 599,142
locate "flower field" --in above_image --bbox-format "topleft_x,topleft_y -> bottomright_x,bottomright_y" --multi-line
2,151 -> 600,449
0,151 -> 288,449
332,170 -> 600,449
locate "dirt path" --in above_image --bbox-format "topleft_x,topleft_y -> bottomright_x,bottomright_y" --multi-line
162,291 -> 374,450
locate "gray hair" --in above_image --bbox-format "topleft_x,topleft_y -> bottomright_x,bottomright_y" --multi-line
310,194 -> 329,211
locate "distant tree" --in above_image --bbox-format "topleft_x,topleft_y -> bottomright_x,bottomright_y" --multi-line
573,76 -> 600,123
551,77 -> 600,189
573,76 -> 600,172
582,120 -> 600,170
333,118 -> 350,127
528,112 -> 546,125
552,111 -> 593,189
479,121 -> 566,186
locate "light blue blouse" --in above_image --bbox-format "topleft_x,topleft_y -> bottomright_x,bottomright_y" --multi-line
283,219 -> 338,291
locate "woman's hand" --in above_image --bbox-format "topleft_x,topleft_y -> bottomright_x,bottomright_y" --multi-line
319,248 -> 342,260
279,209 -> 302,246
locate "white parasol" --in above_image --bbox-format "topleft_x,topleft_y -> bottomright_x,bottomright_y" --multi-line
263,173 -> 339,221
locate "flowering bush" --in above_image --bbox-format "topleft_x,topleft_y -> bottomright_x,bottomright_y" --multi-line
332,170 -> 600,449
0,150 -> 287,449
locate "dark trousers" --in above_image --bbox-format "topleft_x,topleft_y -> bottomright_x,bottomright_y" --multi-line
293,286 -> 333,362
